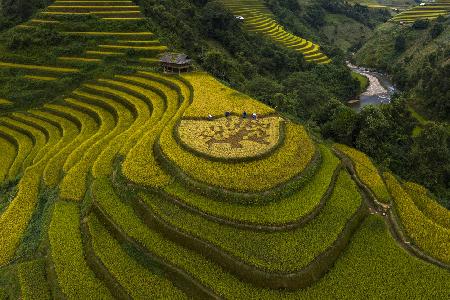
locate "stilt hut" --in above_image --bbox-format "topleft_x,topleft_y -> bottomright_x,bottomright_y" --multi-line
160,52 -> 192,73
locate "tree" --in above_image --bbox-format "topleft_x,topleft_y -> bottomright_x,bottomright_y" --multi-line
394,35 -> 406,52
410,122 -> 449,195
1,0 -> 35,21
430,22 -> 444,39
355,106 -> 391,160
245,77 -> 283,106
200,1 -> 237,38
412,19 -> 429,30
304,5 -> 325,28
202,51 -> 233,80
320,102 -> 358,144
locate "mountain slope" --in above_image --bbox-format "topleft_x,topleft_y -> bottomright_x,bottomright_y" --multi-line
0,0 -> 449,299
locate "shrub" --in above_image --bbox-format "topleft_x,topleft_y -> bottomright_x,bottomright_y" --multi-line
412,19 -> 429,30
394,35 -> 406,53
430,22 -> 444,38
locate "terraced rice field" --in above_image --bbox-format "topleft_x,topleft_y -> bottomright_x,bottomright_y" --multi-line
391,0 -> 450,23
220,0 -> 331,64
0,1 -> 449,299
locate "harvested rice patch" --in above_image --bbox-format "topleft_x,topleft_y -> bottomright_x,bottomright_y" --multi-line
178,116 -> 283,160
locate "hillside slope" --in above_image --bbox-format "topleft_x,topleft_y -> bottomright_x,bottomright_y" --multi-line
355,17 -> 449,120
0,1 -> 449,299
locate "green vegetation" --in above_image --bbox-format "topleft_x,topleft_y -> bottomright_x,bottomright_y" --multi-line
355,17 -> 450,122
351,71 -> 369,92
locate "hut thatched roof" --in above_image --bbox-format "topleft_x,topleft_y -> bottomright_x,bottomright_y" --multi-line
160,52 -> 191,65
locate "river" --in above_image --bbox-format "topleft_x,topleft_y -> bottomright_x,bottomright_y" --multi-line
347,62 -> 397,111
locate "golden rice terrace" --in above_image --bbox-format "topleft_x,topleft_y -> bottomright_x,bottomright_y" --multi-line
221,0 -> 331,64
391,0 -> 450,23
0,0 -> 449,299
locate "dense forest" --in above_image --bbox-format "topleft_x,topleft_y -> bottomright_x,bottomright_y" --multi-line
0,0 -> 51,30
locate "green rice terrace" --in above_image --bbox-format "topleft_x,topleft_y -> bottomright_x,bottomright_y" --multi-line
0,0 -> 449,299
392,0 -> 450,23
